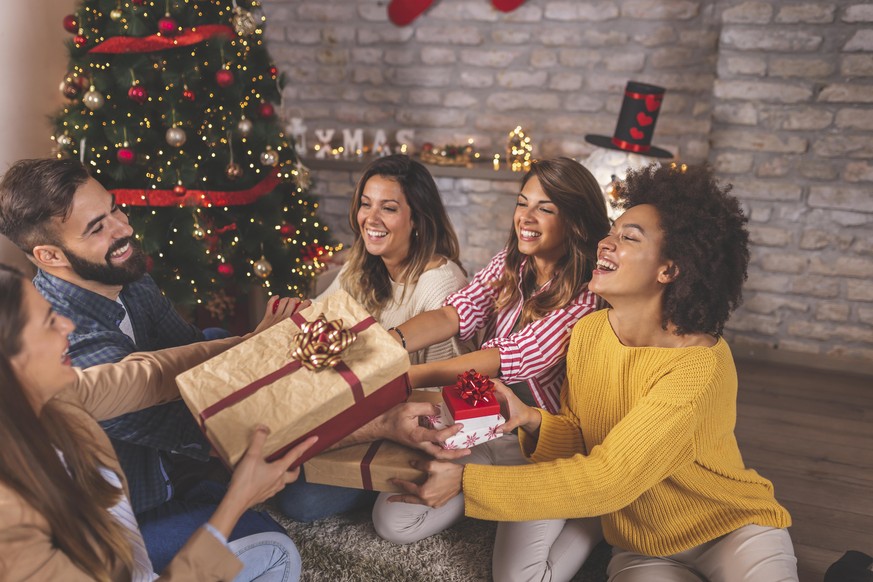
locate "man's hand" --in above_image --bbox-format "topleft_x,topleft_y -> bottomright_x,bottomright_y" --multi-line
389,459 -> 464,507
253,296 -> 310,334
377,402 -> 471,461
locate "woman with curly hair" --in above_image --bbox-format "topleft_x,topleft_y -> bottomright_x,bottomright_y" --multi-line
373,157 -> 611,581
394,164 -> 799,582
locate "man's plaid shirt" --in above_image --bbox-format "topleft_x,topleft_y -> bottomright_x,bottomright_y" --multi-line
34,270 -> 210,514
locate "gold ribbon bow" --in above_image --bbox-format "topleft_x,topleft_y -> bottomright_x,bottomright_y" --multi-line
289,315 -> 357,371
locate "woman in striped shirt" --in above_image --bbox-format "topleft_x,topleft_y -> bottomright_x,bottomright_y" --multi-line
373,157 -> 611,580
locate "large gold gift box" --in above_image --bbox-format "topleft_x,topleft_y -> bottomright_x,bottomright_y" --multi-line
303,390 -> 442,492
304,440 -> 430,493
176,291 -> 410,467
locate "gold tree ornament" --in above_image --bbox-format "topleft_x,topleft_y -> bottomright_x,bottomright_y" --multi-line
253,256 -> 273,278
232,6 -> 258,36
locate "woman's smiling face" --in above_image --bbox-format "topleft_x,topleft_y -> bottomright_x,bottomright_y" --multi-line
356,175 -> 414,268
513,175 -> 566,264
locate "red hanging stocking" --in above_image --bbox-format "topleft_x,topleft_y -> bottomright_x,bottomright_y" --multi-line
388,0 -> 435,26
492,0 -> 528,12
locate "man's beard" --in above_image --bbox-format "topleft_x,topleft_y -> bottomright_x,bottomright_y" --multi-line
62,236 -> 148,286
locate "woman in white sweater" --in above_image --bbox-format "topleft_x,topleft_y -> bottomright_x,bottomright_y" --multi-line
277,154 -> 468,521
319,154 -> 467,364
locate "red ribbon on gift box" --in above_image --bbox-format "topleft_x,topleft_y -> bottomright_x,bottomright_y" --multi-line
198,312 -> 376,423
442,370 -> 500,420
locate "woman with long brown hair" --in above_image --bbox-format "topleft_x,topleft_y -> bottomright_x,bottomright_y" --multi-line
276,154 -> 469,523
0,263 -> 316,581
372,157 -> 611,580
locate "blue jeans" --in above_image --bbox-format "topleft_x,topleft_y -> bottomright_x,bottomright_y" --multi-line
275,467 -> 376,522
139,480 -> 285,573
229,532 -> 301,582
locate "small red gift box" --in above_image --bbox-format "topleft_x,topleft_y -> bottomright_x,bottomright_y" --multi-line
441,370 -> 500,420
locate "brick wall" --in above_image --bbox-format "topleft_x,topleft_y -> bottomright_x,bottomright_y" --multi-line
712,1 -> 873,367
262,0 -> 873,371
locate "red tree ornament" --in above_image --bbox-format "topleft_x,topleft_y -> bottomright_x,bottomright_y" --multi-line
128,84 -> 148,105
279,224 -> 295,237
173,183 -> 187,196
74,35 -> 87,47
131,0 -> 145,5
258,101 -> 275,119
269,65 -> 278,78
158,14 -> 179,36
217,263 -> 234,277
215,69 -> 234,88
63,15 -> 78,33
117,146 -> 136,165
182,88 -> 195,101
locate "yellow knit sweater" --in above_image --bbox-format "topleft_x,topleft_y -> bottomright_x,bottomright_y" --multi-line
463,309 -> 791,556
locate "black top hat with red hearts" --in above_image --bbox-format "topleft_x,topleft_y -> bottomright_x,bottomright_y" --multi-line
585,81 -> 674,159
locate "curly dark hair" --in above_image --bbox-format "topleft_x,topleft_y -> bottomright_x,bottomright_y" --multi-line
620,163 -> 749,336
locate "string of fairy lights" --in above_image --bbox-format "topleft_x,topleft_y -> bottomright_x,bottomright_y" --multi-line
53,0 -> 336,312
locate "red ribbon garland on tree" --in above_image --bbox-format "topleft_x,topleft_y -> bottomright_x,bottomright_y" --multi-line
88,24 -> 234,54
112,168 -> 281,207
453,370 -> 495,407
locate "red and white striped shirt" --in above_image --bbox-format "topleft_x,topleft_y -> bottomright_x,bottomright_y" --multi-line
445,249 -> 601,413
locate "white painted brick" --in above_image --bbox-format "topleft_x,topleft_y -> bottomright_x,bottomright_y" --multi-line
496,71 -> 549,88
722,2 -> 773,24
841,55 -> 873,76
334,104 -> 393,124
777,339 -> 822,355
416,26 -> 484,46
549,73 -> 583,91
845,30 -> 873,51
760,252 -> 808,273
819,83 -> 873,103
428,1 -> 500,21
720,28 -> 823,52
719,55 -> 767,76
831,210 -> 872,227
352,67 -> 383,85
848,279 -> 873,301
408,89 -> 442,106
361,89 -> 403,104
357,27 -> 415,44
749,205 -> 772,222
713,103 -> 759,125
776,4 -> 836,24
504,5 -> 544,22
461,50 -> 521,68
756,158 -> 792,178
421,47 -> 457,65
357,4 -> 388,21
531,49 -> 559,68
727,313 -> 781,335
316,48 -> 349,66
390,67 -> 453,87
809,186 -> 873,213
769,57 -> 835,78
843,4 -> 873,23
813,136 -> 873,158
491,30 -> 532,44
759,107 -> 834,130
714,152 -> 755,173
713,79 -> 813,103
558,48 -> 601,67
444,91 -> 479,108
544,1 -> 620,21
744,271 -> 792,293
835,108 -> 873,130
711,130 -> 808,154
622,0 -> 699,20
744,293 -> 808,313
791,276 -> 840,298
459,70 -> 494,88
298,4 -> 357,20
749,225 -> 793,246
809,256 -> 873,278
633,26 -> 678,47
816,303 -> 851,322
321,26 -> 357,44
799,161 -> 840,180
800,229 -> 853,251
861,308 -> 873,326
395,108 -> 467,128
603,53 -> 646,72
564,94 -> 603,112
732,179 -> 804,202
351,48 -> 383,65
844,161 -> 873,182
486,92 -> 561,111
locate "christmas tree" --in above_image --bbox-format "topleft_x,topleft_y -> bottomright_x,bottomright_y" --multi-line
52,0 -> 334,316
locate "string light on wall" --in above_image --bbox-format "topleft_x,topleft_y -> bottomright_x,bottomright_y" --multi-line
506,126 -> 533,172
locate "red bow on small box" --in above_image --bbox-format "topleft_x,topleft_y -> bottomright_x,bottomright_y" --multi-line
454,370 -> 495,406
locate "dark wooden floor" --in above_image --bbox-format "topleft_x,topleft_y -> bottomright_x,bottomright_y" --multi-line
734,358 -> 873,582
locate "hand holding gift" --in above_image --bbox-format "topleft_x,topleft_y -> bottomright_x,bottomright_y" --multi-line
423,370 -> 507,449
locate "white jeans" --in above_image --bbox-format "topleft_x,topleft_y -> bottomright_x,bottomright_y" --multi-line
607,524 -> 799,582
372,435 -> 603,582
230,532 -> 301,582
